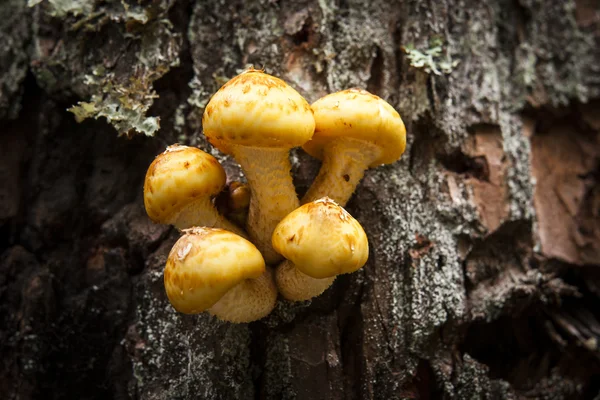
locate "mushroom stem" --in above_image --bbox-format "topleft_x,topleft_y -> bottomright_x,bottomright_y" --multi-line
169,197 -> 247,238
302,138 -> 381,206
275,260 -> 335,301
230,146 -> 300,264
208,269 -> 277,323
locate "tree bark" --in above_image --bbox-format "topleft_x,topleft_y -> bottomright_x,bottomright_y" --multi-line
1,0 -> 599,399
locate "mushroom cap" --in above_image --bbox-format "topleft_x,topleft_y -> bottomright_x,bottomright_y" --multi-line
227,181 -> 251,212
303,88 -> 406,166
272,197 -> 369,279
144,145 -> 226,223
202,69 -> 315,153
164,227 -> 266,314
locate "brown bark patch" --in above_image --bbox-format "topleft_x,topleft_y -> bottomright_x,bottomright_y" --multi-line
530,111 -> 600,265
440,124 -> 509,234
574,0 -> 600,29
464,125 -> 509,233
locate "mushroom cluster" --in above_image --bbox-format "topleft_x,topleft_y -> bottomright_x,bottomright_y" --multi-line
143,68 -> 406,323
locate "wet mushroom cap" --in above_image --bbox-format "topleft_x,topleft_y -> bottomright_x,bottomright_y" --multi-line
164,227 -> 265,314
202,69 -> 315,152
201,69 -> 315,264
303,88 -> 407,166
144,145 -> 226,223
272,197 -> 369,279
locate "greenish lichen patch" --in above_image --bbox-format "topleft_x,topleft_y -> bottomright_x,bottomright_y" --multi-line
30,1 -> 180,136
67,18 -> 179,136
403,38 -> 460,76
68,68 -> 161,137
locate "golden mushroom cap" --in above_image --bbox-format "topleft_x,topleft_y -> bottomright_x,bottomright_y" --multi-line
164,227 -> 266,314
202,69 -> 315,153
272,197 -> 369,279
303,88 -> 406,166
143,145 -> 226,223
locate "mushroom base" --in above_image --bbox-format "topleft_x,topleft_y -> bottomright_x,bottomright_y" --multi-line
275,260 -> 336,301
208,269 -> 278,323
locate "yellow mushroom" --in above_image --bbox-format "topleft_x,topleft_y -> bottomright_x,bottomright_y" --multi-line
164,227 -> 277,323
302,89 -> 406,206
272,197 -> 369,301
202,69 -> 315,264
143,145 -> 246,237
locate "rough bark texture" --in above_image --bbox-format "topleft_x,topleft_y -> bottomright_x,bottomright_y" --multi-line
1,0 -> 599,399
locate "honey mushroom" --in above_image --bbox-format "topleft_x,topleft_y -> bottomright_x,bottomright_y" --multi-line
272,197 -> 369,301
302,89 -> 406,206
202,69 -> 315,264
149,85 -> 402,313
271,89 -> 404,300
164,227 -> 277,323
144,145 -> 246,237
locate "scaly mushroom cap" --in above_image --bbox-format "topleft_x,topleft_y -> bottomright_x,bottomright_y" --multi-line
164,227 -> 266,314
272,197 -> 369,279
144,145 -> 226,223
202,69 -> 315,153
303,88 -> 406,166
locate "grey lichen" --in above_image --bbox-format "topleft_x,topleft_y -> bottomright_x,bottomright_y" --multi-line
323,0 -> 399,93
29,0 -> 175,23
186,0 -> 286,116
367,163 -> 467,356
520,0 -> 598,106
499,114 -> 535,222
453,354 -> 515,399
129,239 -> 254,399
28,0 -> 93,18
262,332 -> 295,400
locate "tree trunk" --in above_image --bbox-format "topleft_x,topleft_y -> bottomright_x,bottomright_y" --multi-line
1,0 -> 599,399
